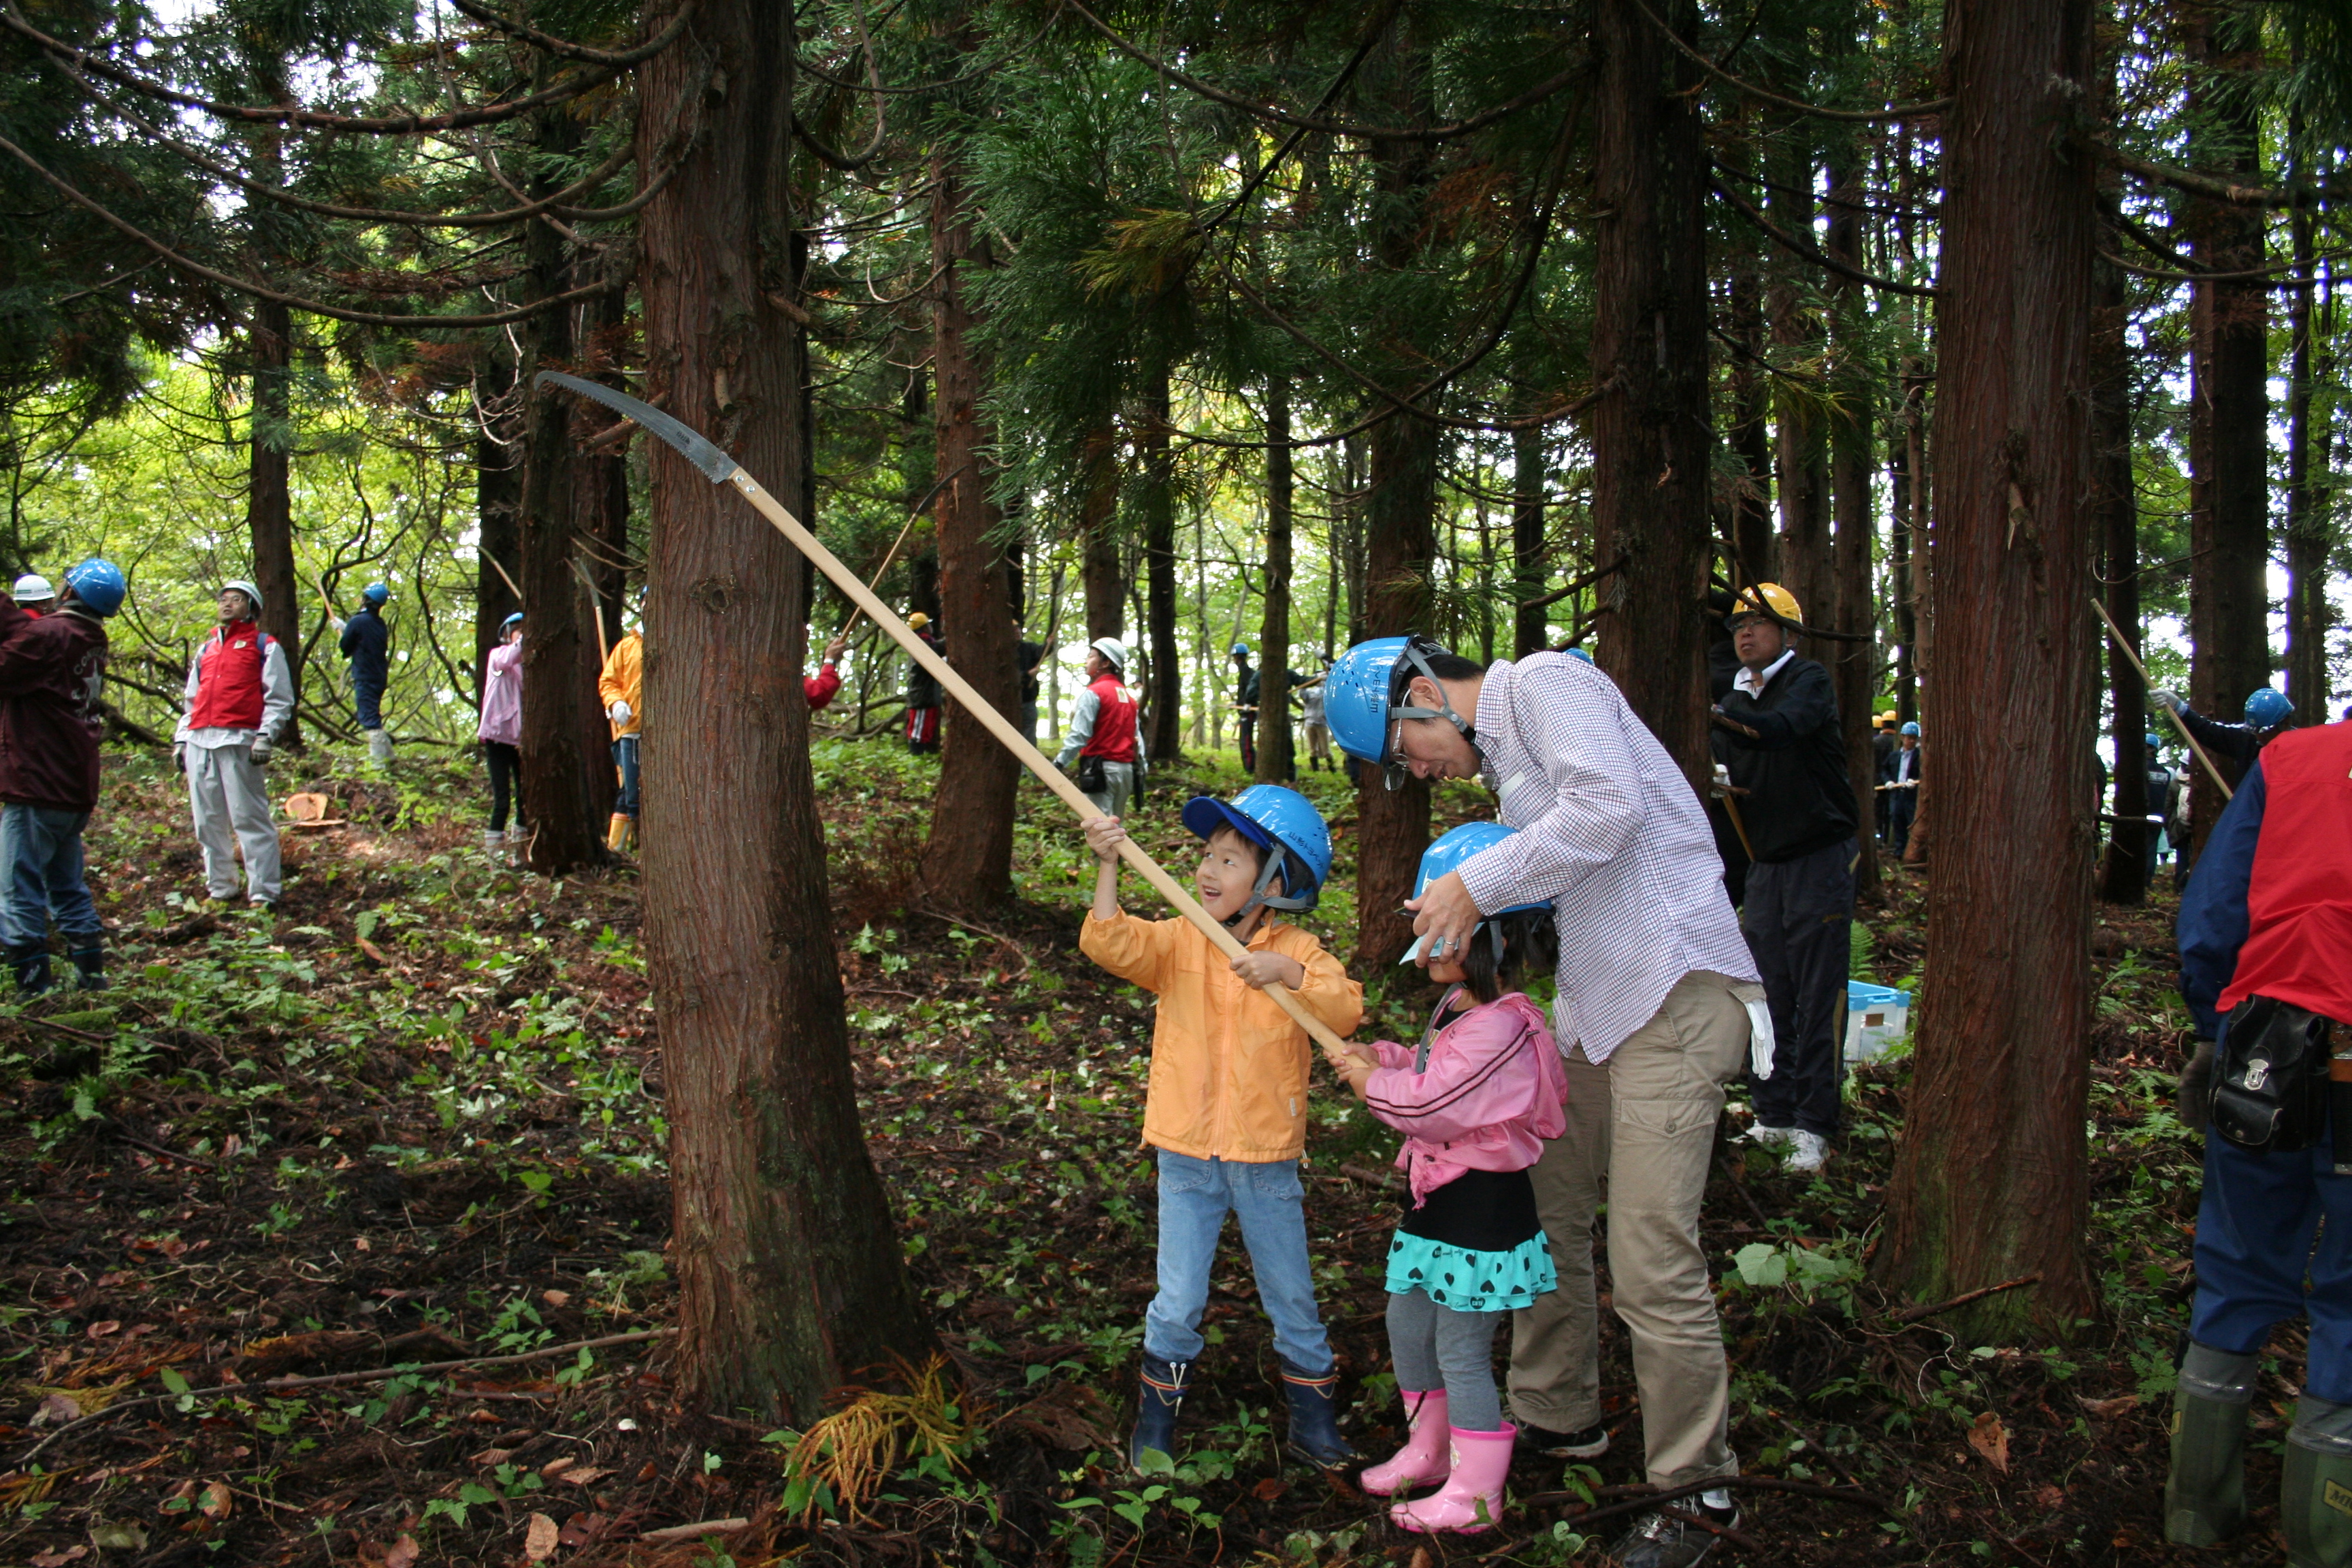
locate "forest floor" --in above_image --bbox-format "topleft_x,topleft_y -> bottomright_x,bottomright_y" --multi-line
0,737 -> 2278,1568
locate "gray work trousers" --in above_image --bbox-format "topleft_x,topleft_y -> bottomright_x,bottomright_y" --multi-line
1081,761 -> 1135,821
186,742 -> 281,903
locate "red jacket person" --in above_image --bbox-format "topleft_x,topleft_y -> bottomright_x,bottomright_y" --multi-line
173,579 -> 294,909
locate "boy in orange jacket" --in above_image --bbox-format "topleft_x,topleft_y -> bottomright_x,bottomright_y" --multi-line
1079,785 -> 1362,1476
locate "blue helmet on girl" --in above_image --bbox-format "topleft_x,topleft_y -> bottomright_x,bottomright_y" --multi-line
1180,784 -> 1333,915
1401,822 -> 1549,963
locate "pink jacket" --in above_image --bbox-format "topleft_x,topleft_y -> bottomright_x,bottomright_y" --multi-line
478,641 -> 522,745
1362,990 -> 1568,1207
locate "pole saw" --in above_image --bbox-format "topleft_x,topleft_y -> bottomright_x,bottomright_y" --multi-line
538,372 -> 1360,1067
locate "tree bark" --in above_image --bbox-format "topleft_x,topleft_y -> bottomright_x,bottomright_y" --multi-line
2094,241 -> 2149,905
1588,0 -> 1714,781
1725,121 -> 1776,589
245,297 -> 304,747
578,287 -> 632,825
636,0 -> 928,1420
473,341 -> 523,703
515,91 -> 605,877
2183,1 -> 2272,849
1826,156 -> 1879,898
2283,191 -> 2330,723
1256,378 -> 1295,782
1511,423 -> 1549,657
918,150 -> 1018,907
1139,365 -> 1183,763
1079,421 -> 1124,643
1879,0 -> 2100,1339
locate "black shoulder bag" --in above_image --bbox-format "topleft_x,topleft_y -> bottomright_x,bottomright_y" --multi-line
2209,995 -> 2336,1155
1076,755 -> 1107,795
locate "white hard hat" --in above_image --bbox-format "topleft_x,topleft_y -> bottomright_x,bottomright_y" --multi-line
1088,637 -> 1128,674
12,573 -> 54,602
220,578 -> 265,615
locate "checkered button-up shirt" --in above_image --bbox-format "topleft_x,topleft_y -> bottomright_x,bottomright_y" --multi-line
1452,654 -> 1757,1062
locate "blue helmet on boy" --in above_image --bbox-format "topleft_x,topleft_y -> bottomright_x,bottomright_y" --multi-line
63,558 -> 127,617
361,582 -> 391,606
1322,634 -> 1481,787
1180,784 -> 1332,915
1401,822 -> 1549,964
2243,687 -> 2293,731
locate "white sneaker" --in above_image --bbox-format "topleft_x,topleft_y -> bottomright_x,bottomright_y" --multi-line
1784,1130 -> 1829,1173
1744,1122 -> 1797,1149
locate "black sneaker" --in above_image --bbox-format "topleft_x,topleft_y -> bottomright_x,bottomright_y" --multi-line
1608,1501 -> 1739,1568
1520,1420 -> 1612,1460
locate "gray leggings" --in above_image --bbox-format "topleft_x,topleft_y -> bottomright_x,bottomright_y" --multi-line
1387,1290 -> 1504,1431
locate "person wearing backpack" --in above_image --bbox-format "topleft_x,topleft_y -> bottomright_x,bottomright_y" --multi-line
173,580 -> 293,911
2168,714 -> 2352,1565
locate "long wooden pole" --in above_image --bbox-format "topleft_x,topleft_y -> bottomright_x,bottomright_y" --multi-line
837,464 -> 962,638
2091,596 -> 2233,800
716,466 -> 1358,1064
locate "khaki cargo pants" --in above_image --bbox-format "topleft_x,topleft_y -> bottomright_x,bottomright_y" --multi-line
1507,969 -> 1758,1488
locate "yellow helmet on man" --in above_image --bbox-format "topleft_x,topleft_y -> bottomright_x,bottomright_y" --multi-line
1728,582 -> 1802,629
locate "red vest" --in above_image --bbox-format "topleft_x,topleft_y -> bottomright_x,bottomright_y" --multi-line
188,622 -> 272,731
2219,722 -> 2352,1025
1080,672 -> 1139,763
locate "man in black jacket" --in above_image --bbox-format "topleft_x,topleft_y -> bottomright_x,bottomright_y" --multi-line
1711,583 -> 1859,1173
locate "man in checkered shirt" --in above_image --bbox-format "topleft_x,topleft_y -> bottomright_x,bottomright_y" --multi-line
1325,634 -> 1765,1568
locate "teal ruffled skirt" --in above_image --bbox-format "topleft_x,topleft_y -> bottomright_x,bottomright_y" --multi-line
1385,1229 -> 1557,1311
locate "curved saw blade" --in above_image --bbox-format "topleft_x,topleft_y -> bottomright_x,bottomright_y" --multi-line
535,371 -> 740,485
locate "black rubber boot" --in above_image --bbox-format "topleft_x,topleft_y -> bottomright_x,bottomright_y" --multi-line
1280,1360 -> 1358,1471
1128,1354 -> 1192,1473
2166,1342 -> 2255,1546
67,947 -> 106,992
9,944 -> 51,996
2285,1396 -> 2352,1568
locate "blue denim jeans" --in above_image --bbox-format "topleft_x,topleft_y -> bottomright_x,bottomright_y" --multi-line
1145,1149 -> 1335,1375
612,736 -> 640,819
0,802 -> 101,949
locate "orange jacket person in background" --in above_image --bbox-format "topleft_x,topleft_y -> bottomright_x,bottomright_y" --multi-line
598,623 -> 642,853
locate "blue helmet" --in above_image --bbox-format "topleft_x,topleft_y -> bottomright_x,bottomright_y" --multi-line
1401,822 -> 1549,964
1230,641 -> 1250,657
1323,634 -> 1480,787
1180,784 -> 1333,915
2145,732 -> 2163,751
1901,721 -> 1920,736
2244,687 -> 2293,730
1565,647 -> 1595,664
502,612 -> 524,630
361,582 -> 391,605
62,558 -> 127,617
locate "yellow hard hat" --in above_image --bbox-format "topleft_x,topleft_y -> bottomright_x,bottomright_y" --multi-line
1729,582 -> 1803,628
908,611 -> 930,630
1878,710 -> 1899,728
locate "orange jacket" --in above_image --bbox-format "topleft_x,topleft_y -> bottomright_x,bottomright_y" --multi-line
598,632 -> 642,738
1080,910 -> 1362,1163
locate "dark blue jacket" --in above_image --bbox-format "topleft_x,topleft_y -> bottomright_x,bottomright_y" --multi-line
339,606 -> 389,692
2177,759 -> 2267,1042
2176,704 -> 2265,766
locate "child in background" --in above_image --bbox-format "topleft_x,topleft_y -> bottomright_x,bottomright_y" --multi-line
1079,785 -> 1364,1475
1333,823 -> 1567,1534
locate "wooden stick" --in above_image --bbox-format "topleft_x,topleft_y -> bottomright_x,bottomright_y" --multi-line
571,559 -> 610,668
714,466 -> 1358,1063
2091,597 -> 2233,800
1890,1273 -> 2041,1325
838,465 -> 961,637
483,549 -> 524,605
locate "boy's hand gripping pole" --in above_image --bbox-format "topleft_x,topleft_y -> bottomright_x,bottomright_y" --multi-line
539,373 -> 1358,1065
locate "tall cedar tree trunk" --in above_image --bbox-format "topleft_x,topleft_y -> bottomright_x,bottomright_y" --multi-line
1080,422 -> 1124,642
2184,3 -> 2271,848
1880,0 -> 2100,1337
1767,125 -> 1832,632
1889,431 -> 1915,722
1140,366 -> 1183,763
1256,380 -> 1295,781
1353,31 -> 1440,970
579,287 -> 632,824
473,344 -> 523,700
918,154 -> 1018,905
1511,424 -> 1548,656
636,0 -> 928,1417
1588,0 -> 1713,780
246,298 -> 304,746
2283,197 -> 2328,719
1827,158 -> 1878,896
1725,116 -> 1776,587
2095,242 -> 2150,903
515,94 -> 606,875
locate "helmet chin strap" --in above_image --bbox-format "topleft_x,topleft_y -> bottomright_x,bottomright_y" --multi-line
1387,641 -> 1485,782
1226,846 -> 1311,928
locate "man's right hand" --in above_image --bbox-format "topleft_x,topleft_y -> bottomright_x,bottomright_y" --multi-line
2153,689 -> 2185,715
2178,1040 -> 2215,1133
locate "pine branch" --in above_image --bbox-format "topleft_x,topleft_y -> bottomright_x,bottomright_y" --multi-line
1708,172 -> 1938,298
1627,0 -> 1951,124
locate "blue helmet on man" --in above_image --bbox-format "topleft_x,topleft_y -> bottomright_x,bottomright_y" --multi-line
2145,732 -> 2163,751
1322,634 -> 1481,789
361,582 -> 391,606
1400,822 -> 1550,963
1901,721 -> 1920,737
1180,784 -> 1333,915
2243,687 -> 2293,731
63,559 -> 127,618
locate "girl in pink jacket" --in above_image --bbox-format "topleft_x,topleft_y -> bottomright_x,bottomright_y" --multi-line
1333,823 -> 1567,1535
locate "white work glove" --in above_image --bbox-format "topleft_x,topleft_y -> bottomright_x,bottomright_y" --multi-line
2153,689 -> 2185,715
250,738 -> 272,766
608,700 -> 633,725
1745,994 -> 1777,1079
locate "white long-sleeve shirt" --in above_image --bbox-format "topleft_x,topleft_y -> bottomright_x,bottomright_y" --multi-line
174,629 -> 295,750
1452,653 -> 1757,1062
1054,683 -> 1149,771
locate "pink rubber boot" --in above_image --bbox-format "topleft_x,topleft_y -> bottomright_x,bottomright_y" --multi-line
1358,1389 -> 1450,1496
1390,1424 -> 1515,1534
